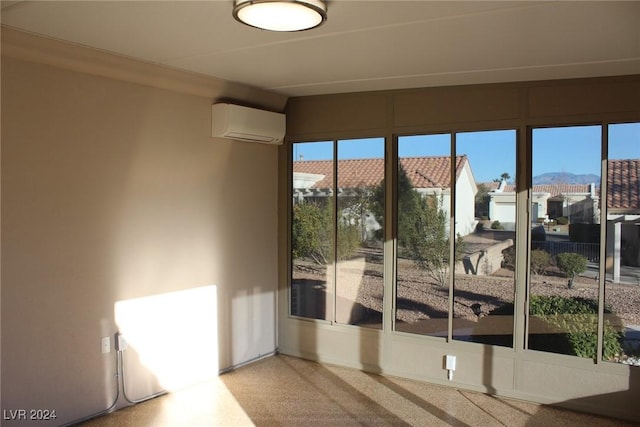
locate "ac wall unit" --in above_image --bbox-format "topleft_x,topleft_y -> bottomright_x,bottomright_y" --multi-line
211,103 -> 285,145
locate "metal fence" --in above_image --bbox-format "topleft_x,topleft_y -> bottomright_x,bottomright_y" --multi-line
531,241 -> 600,262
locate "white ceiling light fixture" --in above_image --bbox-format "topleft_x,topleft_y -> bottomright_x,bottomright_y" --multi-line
233,0 -> 327,32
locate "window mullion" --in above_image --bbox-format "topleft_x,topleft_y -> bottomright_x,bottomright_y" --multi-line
331,139 -> 338,324
448,133 -> 456,342
516,126 -> 531,353
596,124 -> 609,363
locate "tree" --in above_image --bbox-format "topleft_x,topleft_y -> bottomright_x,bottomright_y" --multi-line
530,249 -> 551,276
403,193 -> 466,287
291,198 -> 365,266
340,184 -> 377,242
474,183 -> 490,218
371,164 -> 467,286
556,252 -> 588,289
493,172 -> 511,183
291,201 -> 333,265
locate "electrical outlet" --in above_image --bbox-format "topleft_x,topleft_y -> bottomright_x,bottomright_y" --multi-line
445,355 -> 456,380
115,333 -> 128,351
101,336 -> 111,354
446,355 -> 457,371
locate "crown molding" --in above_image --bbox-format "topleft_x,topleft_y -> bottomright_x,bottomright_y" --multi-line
1,26 -> 288,111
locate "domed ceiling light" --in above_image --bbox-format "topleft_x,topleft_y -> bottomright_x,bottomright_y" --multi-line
233,0 -> 327,32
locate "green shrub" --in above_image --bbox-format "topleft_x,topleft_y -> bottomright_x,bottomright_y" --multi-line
556,252 -> 587,288
337,220 -> 361,260
292,202 -> 333,264
491,220 -> 504,230
556,216 -> 569,225
292,202 -> 361,265
487,296 -> 623,360
530,249 -> 551,276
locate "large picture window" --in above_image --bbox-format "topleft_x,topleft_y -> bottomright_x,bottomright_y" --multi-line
291,141 -> 333,321
288,124 -> 638,365
453,130 -> 516,347
393,131 -> 517,344
291,138 -> 385,328
395,134 -> 451,337
528,125 -> 603,358
604,122 -> 640,366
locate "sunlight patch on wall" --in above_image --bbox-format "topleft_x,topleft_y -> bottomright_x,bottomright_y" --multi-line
115,285 -> 218,391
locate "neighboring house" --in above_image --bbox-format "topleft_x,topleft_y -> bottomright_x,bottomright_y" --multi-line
292,155 -> 478,237
486,159 -> 639,278
606,159 -> 640,277
488,181 -> 599,228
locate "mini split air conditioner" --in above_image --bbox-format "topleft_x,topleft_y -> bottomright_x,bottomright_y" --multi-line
211,103 -> 286,145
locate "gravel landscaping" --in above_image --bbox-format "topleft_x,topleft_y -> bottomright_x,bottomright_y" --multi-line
293,245 -> 640,364
294,251 -> 640,325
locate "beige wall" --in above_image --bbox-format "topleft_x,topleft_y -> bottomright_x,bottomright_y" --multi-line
280,75 -> 640,422
1,29 -> 285,426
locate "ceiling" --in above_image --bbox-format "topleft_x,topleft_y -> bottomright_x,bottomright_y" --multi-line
1,1 -> 639,97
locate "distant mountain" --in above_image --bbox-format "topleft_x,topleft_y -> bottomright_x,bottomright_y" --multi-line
533,172 -> 600,185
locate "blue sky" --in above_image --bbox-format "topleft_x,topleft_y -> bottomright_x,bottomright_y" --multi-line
292,123 -> 639,183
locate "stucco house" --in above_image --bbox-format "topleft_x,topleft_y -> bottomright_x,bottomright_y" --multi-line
487,159 -> 639,277
606,159 -> 640,278
488,181 -> 599,228
293,155 -> 478,238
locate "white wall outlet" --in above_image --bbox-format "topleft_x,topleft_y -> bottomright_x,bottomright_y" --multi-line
115,333 -> 128,351
446,355 -> 457,371
445,355 -> 456,380
101,336 -> 111,354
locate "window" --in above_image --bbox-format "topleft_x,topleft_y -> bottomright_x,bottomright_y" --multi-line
291,141 -> 333,320
291,138 -> 385,328
289,124 -> 638,364
336,138 -> 385,328
393,130 -> 517,344
604,122 -> 640,365
395,134 -> 451,337
453,130 -> 516,347
528,125 -> 602,358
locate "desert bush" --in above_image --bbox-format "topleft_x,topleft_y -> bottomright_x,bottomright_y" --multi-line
529,296 -> 622,359
377,165 -> 465,287
337,220 -> 361,260
488,295 -> 623,360
404,194 -> 466,287
491,220 -> 504,230
292,202 -> 332,264
530,249 -> 551,276
292,202 -> 361,265
556,252 -> 587,288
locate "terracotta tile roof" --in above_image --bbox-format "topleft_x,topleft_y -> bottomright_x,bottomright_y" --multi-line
607,159 -> 639,211
293,156 -> 468,189
402,156 -> 467,188
481,182 -> 592,195
534,184 -> 591,196
482,182 -> 501,191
